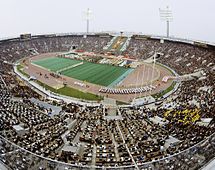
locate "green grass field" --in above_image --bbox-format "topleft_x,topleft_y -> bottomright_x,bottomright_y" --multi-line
33,57 -> 132,86
32,57 -> 82,72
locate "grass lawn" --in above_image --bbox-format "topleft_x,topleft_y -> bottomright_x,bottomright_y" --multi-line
152,81 -> 176,99
17,64 -> 30,78
57,86 -> 103,101
60,62 -> 130,86
36,80 -> 102,101
32,57 -> 82,72
33,57 -> 132,86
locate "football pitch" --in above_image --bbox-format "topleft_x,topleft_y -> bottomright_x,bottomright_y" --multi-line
32,57 -> 133,86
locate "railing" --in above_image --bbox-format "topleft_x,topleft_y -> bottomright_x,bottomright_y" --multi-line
0,132 -> 214,170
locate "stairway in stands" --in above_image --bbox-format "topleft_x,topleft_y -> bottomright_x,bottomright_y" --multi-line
103,36 -> 131,55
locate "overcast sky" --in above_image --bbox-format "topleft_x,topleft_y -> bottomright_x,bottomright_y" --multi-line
0,0 -> 215,42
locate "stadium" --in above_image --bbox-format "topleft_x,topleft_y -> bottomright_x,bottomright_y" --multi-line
20,37 -> 174,104
0,1 -> 215,169
0,32 -> 214,170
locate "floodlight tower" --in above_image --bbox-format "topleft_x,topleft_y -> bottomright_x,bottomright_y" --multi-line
85,8 -> 92,34
159,6 -> 173,37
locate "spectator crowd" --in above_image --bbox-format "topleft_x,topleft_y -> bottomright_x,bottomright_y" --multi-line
0,34 -> 214,170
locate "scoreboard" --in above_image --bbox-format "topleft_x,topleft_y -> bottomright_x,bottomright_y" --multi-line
194,41 -> 208,48
20,34 -> 31,40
